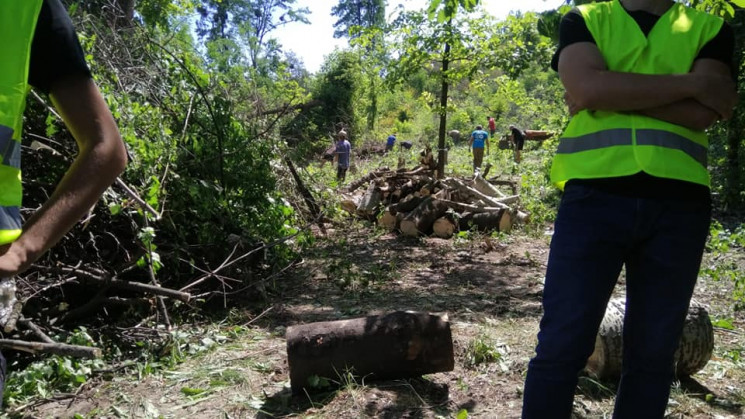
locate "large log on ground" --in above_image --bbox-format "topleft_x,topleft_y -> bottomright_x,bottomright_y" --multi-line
400,197 -> 449,237
286,311 -> 454,393
585,298 -> 714,381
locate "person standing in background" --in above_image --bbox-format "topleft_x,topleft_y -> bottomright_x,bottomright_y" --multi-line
334,129 -> 352,183
487,116 -> 496,138
469,125 -> 490,173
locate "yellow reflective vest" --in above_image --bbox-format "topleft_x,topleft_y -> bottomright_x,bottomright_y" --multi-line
551,0 -> 724,190
0,0 -> 44,244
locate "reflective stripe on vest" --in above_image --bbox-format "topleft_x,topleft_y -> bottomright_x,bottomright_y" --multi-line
557,128 -> 707,168
0,125 -> 21,169
0,0 -> 45,244
550,0 -> 723,190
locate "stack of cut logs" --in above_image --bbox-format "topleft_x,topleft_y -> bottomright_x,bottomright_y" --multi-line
341,166 -> 529,238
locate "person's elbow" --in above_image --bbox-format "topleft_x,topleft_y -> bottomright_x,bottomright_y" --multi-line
99,126 -> 128,178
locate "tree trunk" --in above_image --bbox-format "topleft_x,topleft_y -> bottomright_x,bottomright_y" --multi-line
436,31 -> 452,180
400,197 -> 449,237
286,311 -> 454,393
585,298 -> 714,380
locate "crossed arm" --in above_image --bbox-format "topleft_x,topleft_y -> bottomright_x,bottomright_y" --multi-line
0,75 -> 127,276
559,42 -> 737,130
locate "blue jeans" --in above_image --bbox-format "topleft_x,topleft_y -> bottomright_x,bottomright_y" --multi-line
522,183 -> 711,419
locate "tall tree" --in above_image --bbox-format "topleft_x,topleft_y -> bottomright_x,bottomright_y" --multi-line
196,0 -> 309,70
334,0 -> 387,130
332,0 -> 386,39
389,0 -> 480,178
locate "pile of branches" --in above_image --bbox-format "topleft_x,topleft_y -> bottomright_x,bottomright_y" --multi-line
340,162 -> 529,239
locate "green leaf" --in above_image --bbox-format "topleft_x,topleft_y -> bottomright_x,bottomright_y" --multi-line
457,409 -> 470,419
181,387 -> 205,396
711,318 -> 735,330
731,0 -> 745,7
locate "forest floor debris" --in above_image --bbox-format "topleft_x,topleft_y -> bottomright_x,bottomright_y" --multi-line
18,224 -> 745,418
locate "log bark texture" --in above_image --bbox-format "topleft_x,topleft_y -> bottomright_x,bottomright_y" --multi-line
584,298 -> 714,380
286,311 -> 454,393
458,209 -> 512,233
400,197 -> 449,237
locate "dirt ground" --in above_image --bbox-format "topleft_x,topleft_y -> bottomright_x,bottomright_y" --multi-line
15,223 -> 745,418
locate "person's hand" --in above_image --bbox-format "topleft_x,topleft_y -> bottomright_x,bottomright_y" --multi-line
0,242 -> 31,278
694,73 -> 738,120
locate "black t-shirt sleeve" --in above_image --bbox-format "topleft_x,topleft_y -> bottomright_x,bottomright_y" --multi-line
551,10 -> 593,71
697,21 -> 734,71
550,9 -> 734,73
29,0 -> 92,94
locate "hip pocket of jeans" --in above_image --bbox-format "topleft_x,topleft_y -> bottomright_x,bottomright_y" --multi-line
560,183 -> 596,205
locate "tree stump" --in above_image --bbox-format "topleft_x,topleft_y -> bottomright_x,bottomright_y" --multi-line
286,311 -> 454,393
585,298 -> 714,380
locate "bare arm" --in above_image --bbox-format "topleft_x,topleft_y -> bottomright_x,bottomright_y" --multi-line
636,59 -> 731,130
558,42 -> 737,119
0,76 -> 127,276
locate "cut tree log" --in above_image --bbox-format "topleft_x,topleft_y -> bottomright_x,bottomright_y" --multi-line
391,194 -> 424,214
584,298 -> 714,380
432,216 -> 456,238
286,311 -> 454,393
458,209 -> 512,233
486,177 -> 519,195
340,196 -> 359,214
400,197 -> 450,237
344,168 -> 390,193
378,209 -> 399,231
473,174 -> 506,198
524,130 -> 554,140
357,182 -> 382,217
442,178 -> 510,209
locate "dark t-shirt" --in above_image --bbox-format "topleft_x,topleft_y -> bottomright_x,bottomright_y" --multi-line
511,127 -> 525,142
29,0 -> 92,94
552,5 -> 734,200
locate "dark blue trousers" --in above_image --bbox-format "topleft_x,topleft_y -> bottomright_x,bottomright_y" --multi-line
522,183 -> 711,419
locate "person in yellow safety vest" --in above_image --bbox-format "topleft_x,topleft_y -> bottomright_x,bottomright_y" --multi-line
0,0 -> 127,403
522,1 -> 737,418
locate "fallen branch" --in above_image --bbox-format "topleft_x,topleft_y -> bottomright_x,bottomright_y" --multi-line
0,339 -> 101,358
31,265 -> 191,302
18,318 -> 54,344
